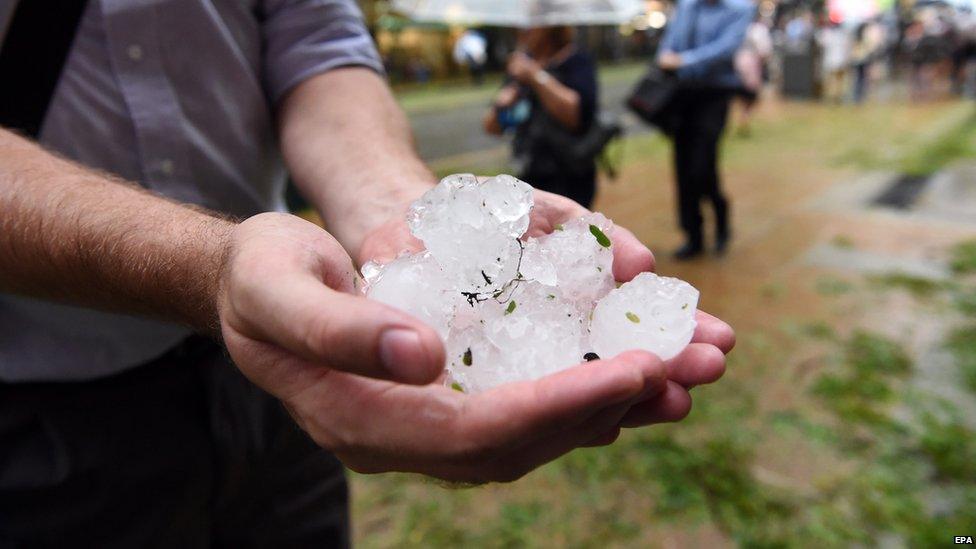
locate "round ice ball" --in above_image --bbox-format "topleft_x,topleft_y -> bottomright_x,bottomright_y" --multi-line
364,252 -> 456,340
589,272 -> 699,361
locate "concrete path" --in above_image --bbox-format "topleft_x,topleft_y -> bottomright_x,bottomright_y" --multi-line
404,64 -> 651,163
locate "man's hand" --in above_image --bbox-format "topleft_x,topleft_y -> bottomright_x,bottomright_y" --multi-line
218,212 -> 703,483
356,189 -> 734,474
658,51 -> 684,71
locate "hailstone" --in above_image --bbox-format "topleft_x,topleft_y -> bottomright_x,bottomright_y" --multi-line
364,174 -> 700,393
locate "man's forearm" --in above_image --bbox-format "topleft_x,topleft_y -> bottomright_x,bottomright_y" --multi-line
278,67 -> 435,256
0,129 -> 233,333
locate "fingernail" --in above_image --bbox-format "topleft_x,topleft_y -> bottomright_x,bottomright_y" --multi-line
379,328 -> 434,383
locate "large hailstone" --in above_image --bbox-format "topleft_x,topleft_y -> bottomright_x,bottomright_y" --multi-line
445,282 -> 586,393
520,213 -> 616,310
364,173 -> 701,393
589,272 -> 699,361
407,173 -> 533,293
361,252 -> 457,339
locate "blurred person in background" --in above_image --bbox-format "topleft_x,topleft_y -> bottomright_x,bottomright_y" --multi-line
453,29 -> 488,85
950,7 -> 976,96
733,16 -> 773,136
819,21 -> 851,103
784,11 -> 815,48
851,21 -> 878,103
905,8 -> 953,101
483,26 -> 599,207
656,0 -> 754,259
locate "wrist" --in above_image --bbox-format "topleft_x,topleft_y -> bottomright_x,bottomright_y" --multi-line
209,218 -> 237,337
533,70 -> 552,86
318,174 -> 434,257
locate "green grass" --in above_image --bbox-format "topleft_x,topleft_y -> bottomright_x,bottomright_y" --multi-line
947,325 -> 976,393
815,276 -> 854,296
950,240 -> 976,275
946,238 -> 976,392
834,103 -> 976,176
899,110 -> 976,176
830,235 -> 855,249
867,272 -> 944,298
954,287 -> 976,317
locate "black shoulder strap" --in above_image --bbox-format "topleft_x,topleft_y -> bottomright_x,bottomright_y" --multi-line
0,0 -> 90,138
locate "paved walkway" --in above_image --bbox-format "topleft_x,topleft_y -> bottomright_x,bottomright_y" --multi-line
402,63 -> 650,163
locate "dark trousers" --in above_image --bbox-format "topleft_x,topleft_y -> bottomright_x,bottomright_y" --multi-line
670,88 -> 731,244
0,339 -> 349,548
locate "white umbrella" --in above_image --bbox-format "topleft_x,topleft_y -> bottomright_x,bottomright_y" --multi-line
391,0 -> 644,27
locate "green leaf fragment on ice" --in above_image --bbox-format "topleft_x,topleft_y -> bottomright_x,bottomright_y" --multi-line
589,224 -> 611,248
626,311 -> 641,323
451,382 -> 464,392
554,224 -> 564,231
505,300 -> 516,315
462,347 -> 472,366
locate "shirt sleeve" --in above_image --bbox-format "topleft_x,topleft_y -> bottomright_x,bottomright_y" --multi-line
678,4 -> 754,76
261,0 -> 385,104
658,2 -> 685,52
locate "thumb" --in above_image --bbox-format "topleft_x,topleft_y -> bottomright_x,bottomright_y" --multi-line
230,272 -> 445,385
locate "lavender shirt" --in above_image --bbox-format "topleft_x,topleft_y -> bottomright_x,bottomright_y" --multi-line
0,0 -> 384,382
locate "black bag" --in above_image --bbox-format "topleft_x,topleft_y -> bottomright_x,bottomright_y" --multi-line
521,109 -> 623,179
626,66 -> 679,135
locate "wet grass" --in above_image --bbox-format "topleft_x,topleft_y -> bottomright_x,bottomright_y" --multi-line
815,276 -> 854,296
835,103 -> 976,176
947,260 -> 976,393
898,110 -> 976,176
830,235 -> 855,249
868,272 -> 944,298
947,326 -> 976,393
951,239 -> 976,275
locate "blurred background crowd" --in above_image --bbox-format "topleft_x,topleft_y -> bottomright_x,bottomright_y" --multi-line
367,0 -> 976,103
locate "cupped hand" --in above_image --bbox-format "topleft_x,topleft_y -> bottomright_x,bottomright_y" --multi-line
218,212 -> 677,482
357,188 -> 735,439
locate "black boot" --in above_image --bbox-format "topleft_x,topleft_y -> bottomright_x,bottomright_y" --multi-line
715,201 -> 731,255
673,238 -> 704,261
715,228 -> 731,255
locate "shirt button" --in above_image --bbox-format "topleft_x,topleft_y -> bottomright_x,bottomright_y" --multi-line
159,159 -> 174,175
127,44 -> 143,61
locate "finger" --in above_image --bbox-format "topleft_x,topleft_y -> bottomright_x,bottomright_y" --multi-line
692,311 -> 736,353
611,225 -> 656,282
232,270 -> 445,384
466,350 -> 667,451
664,343 -> 726,388
581,427 -> 621,447
525,189 -> 589,237
357,219 -> 424,266
618,381 -> 693,428
480,400 -> 635,482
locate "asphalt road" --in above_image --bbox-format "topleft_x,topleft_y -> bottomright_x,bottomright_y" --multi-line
407,72 -> 650,162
